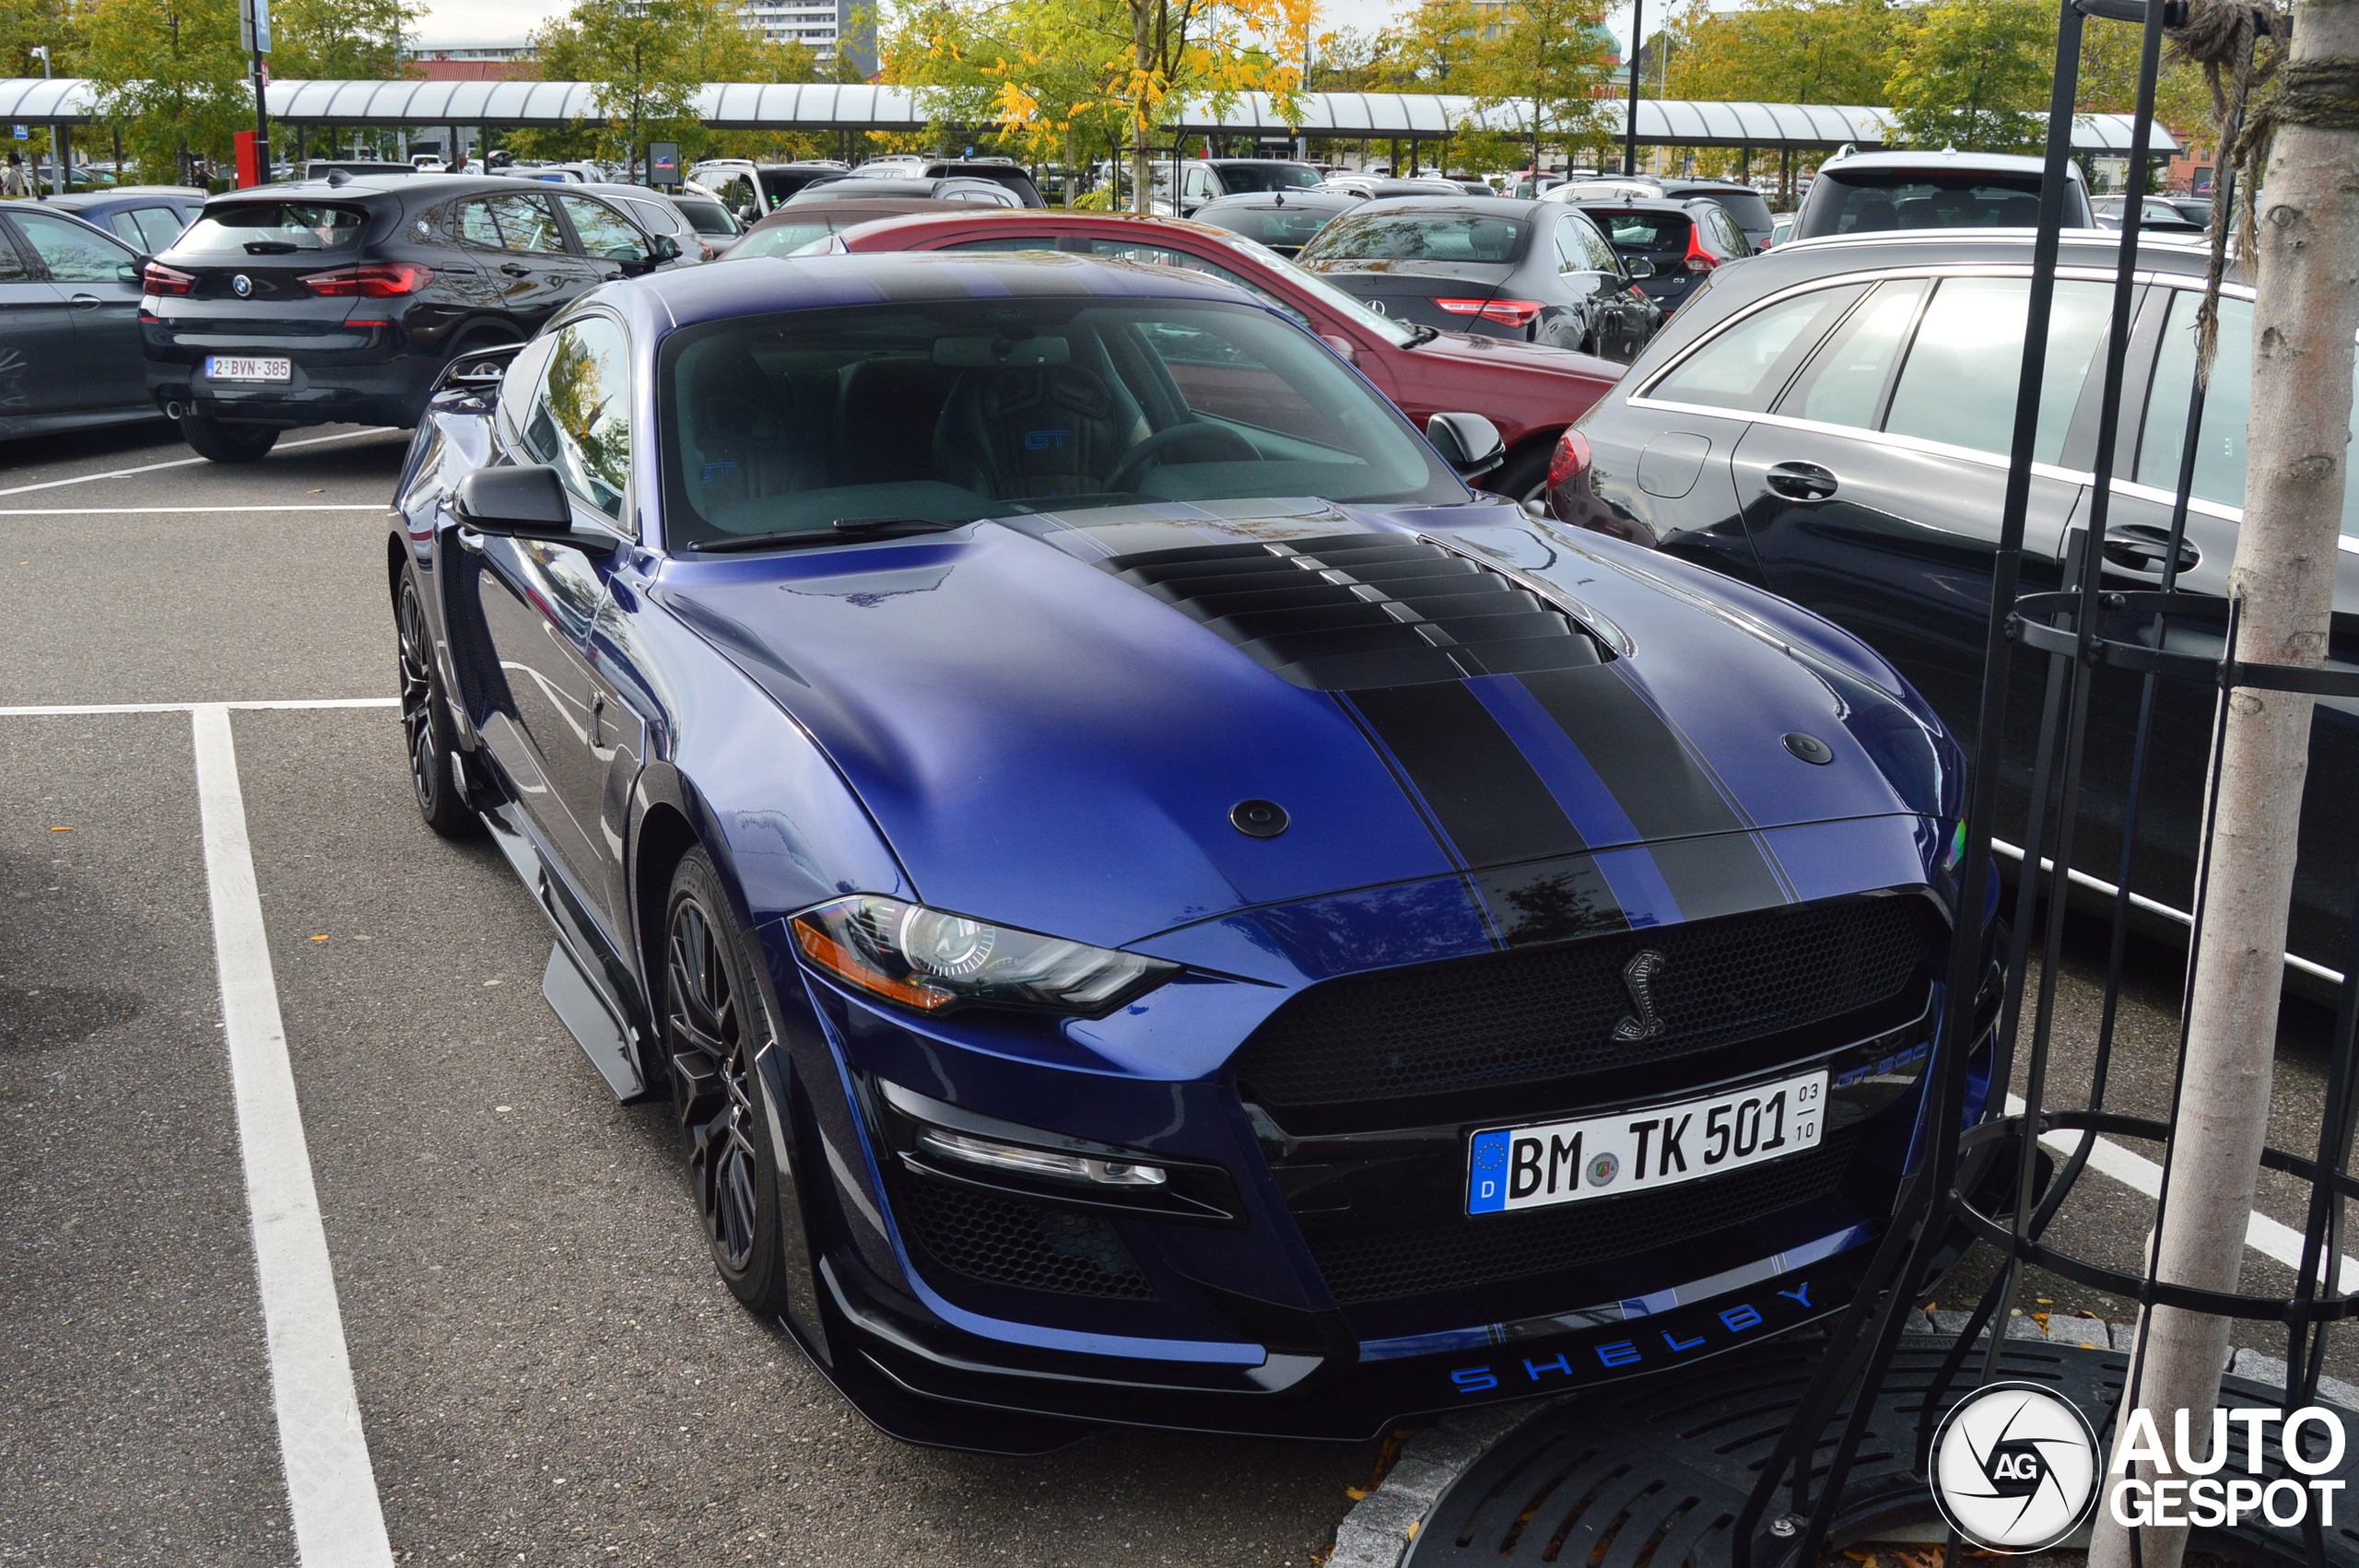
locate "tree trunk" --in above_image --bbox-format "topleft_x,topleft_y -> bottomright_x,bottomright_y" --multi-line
2084,4 -> 2359,1568
1131,0 -> 1154,213
1062,122 -> 1074,209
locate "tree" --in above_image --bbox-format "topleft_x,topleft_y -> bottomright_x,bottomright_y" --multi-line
80,0 -> 249,183
270,0 -> 418,79
516,0 -> 819,168
1106,0 -> 1317,211
1459,0 -> 1614,176
1662,0 -> 1898,107
1881,0 -> 2051,154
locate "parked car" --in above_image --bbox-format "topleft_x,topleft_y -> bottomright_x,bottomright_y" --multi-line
1771,212 -> 1798,247
687,159 -> 851,224
1296,196 -> 1664,363
562,182 -> 712,265
2092,194 -> 2208,233
142,173 -> 684,461
783,175 -> 1029,208
723,197 -> 1008,260
848,157 -> 1048,208
1792,148 -> 2095,240
820,205 -> 1625,499
1189,189 -> 1362,257
392,244 -> 1975,1448
664,188 -> 745,256
1547,177 -> 1777,252
1542,228 -> 2359,989
1167,157 -> 1324,216
0,199 -> 153,439
1317,175 -> 1471,201
19,186 -> 205,254
1558,197 -> 1754,311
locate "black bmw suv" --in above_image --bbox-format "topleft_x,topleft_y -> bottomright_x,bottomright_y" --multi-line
1543,229 -> 2359,991
143,173 -> 678,461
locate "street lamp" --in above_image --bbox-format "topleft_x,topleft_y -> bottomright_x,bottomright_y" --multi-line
29,44 -> 61,197
1622,0 -> 1640,176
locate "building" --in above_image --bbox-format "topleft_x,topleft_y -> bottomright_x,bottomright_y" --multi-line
737,0 -> 876,72
405,39 -> 541,82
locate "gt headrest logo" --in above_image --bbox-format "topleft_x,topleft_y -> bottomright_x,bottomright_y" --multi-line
1930,1381 -> 2099,1552
1024,428 -> 1073,451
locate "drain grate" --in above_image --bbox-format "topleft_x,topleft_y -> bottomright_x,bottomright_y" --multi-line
1402,1334 -> 2359,1567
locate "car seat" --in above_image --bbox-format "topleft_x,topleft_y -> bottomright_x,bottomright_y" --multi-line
675,343 -> 827,517
1847,194 -> 1899,232
932,361 -> 1128,499
833,356 -> 955,488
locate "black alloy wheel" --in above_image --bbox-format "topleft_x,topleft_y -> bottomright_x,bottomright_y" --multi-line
395,571 -> 478,838
664,850 -> 794,1315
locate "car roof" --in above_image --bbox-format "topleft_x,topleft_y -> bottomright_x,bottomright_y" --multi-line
628,249 -> 1268,333
748,196 -> 994,228
1195,189 -> 1358,212
1561,196 -> 1713,214
1345,195 -> 1551,216
226,172 -> 521,203
1820,148 -> 2052,176
1728,228 -> 2229,283
837,206 -> 1293,251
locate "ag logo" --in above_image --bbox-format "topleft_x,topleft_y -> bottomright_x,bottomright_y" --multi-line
1930,1381 -> 2099,1552
231,274 -> 252,298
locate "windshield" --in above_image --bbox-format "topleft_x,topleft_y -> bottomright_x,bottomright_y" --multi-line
659,296 -> 1457,547
171,202 -> 369,255
1301,210 -> 1529,263
675,199 -> 738,235
759,168 -> 843,203
1806,170 -> 2047,235
1688,188 -> 1772,232
1590,211 -> 1692,252
1198,203 -> 1342,251
1215,163 -> 1323,193
732,219 -> 843,259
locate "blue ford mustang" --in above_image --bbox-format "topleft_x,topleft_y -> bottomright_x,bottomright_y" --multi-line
390,251 -> 1985,1452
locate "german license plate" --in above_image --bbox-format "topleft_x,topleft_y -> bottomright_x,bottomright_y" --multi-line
205,356 -> 291,382
1467,1069 -> 1827,1215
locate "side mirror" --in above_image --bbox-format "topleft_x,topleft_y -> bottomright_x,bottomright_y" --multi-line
649,233 -> 681,263
1427,412 -> 1505,479
1319,333 -> 1356,364
736,205 -> 759,227
1625,256 -> 1656,279
451,465 -> 587,546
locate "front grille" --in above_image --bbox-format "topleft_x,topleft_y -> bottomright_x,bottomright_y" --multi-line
1097,533 -> 1604,691
892,1176 -> 1156,1300
1237,896 -> 1939,1113
1307,1129 -> 1860,1305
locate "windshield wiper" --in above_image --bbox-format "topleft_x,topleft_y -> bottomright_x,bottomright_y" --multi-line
1403,323 -> 1442,346
687,516 -> 966,554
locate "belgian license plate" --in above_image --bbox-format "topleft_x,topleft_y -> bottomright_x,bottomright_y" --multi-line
1467,1070 -> 1827,1215
205,356 -> 291,382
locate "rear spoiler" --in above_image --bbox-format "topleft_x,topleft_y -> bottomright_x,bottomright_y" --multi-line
434,338 -> 530,397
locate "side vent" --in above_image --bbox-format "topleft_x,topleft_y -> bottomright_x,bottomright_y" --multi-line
1097,532 -> 1605,691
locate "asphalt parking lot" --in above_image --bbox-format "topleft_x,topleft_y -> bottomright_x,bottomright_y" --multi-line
2,416 -> 2349,1567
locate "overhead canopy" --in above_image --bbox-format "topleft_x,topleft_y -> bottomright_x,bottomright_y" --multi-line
0,76 -> 2178,154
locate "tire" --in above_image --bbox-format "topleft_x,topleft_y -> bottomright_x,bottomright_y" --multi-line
1488,441 -> 1555,506
663,849 -> 796,1317
179,415 -> 279,463
395,568 -> 479,839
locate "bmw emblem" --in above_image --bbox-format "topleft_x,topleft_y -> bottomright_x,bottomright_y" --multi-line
232,274 -> 252,298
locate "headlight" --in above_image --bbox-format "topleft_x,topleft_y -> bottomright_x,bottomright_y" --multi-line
791,895 -> 1179,1016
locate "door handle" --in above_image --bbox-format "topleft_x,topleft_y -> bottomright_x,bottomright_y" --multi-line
68,292 -> 103,309
1765,461 -> 1838,500
2101,525 -> 2201,574
499,262 -> 531,277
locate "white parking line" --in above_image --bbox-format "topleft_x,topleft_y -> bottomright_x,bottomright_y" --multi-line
191,703 -> 394,1568
2008,1094 -> 2359,1291
0,698 -> 398,716
0,505 -> 390,516
0,427 -> 396,499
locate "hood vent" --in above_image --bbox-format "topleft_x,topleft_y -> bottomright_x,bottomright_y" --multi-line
1097,532 -> 1604,692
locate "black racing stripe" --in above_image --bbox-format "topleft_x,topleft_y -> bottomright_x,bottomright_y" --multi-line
1516,664 -> 1788,913
1473,855 -> 1631,948
1647,833 -> 1790,922
1347,683 -> 1588,870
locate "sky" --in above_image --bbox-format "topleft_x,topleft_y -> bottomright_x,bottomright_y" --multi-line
412,0 -> 1674,59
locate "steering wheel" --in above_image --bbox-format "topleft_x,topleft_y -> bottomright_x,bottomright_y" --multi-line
1105,422 -> 1261,493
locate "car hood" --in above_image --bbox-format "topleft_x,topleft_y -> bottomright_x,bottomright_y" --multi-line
650,500 -> 1954,953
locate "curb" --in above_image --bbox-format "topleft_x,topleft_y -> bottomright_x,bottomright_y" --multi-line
1324,1316 -> 2359,1568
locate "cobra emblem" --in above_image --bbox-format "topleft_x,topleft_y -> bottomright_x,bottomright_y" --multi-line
1610,949 -> 1667,1042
